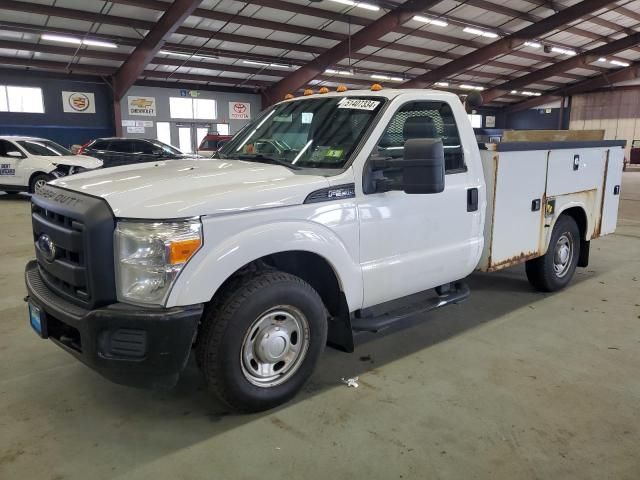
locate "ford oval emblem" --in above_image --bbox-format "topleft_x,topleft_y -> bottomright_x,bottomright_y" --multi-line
37,234 -> 57,262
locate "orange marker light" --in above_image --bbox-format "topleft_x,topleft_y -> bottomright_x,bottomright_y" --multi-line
319,87 -> 330,94
284,93 -> 294,100
336,85 -> 348,92
371,83 -> 383,91
169,238 -> 202,264
303,88 -> 314,96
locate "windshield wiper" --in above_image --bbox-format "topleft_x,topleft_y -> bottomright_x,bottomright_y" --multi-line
233,154 -> 301,170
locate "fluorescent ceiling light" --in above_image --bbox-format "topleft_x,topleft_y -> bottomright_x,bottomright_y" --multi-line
597,57 -> 607,62
521,91 -> 542,96
41,33 -> 117,48
460,84 -> 484,91
524,41 -> 541,48
41,34 -> 81,45
610,59 -> 630,67
511,90 -> 518,94
435,82 -> 449,87
325,68 -> 353,75
413,15 -> 448,27
330,0 -> 379,11
82,39 -> 118,48
242,60 -> 290,68
371,74 -> 403,82
463,27 -> 499,38
551,46 -> 576,56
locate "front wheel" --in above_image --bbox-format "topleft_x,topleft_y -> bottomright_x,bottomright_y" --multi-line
29,173 -> 54,194
196,270 -> 328,412
526,215 -> 580,292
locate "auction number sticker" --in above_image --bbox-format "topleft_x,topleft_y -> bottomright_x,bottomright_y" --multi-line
337,98 -> 381,110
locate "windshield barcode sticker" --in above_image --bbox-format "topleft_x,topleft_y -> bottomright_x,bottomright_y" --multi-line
337,98 -> 381,110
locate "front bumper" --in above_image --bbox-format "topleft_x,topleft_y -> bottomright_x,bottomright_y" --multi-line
25,260 -> 203,389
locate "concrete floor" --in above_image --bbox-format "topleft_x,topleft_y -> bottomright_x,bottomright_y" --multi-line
1,173 -> 639,480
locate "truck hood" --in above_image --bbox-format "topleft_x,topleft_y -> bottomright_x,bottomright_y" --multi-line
48,154 -> 103,169
51,159 -> 330,218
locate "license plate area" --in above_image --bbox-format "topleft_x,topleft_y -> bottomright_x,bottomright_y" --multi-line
28,302 -> 47,338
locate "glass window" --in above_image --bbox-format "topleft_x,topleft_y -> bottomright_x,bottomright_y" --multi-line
130,140 -> 157,154
0,87 -> 8,112
194,99 -> 216,120
156,122 -> 172,146
376,101 -> 465,173
216,123 -> 230,135
169,97 -> 217,120
468,114 -> 482,128
17,140 -> 71,156
170,97 -> 193,119
0,140 -> 23,157
219,96 -> 384,169
178,127 -> 192,153
6,86 -> 45,113
90,140 -> 110,150
108,140 -> 132,153
148,139 -> 182,155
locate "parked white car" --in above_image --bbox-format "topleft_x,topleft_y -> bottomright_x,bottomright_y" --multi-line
0,136 -> 102,194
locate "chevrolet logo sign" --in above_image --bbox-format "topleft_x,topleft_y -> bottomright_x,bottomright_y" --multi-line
130,98 -> 153,108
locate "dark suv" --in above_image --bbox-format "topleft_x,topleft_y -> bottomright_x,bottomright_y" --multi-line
79,138 -> 194,168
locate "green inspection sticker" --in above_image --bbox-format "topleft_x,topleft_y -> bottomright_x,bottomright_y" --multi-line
325,149 -> 343,159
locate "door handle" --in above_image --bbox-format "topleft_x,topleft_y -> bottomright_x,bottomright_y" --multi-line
573,154 -> 580,171
467,188 -> 479,212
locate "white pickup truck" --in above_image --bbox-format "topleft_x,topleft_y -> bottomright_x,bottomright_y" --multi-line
24,89 -> 624,412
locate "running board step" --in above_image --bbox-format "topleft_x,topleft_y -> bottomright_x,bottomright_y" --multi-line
351,282 -> 470,333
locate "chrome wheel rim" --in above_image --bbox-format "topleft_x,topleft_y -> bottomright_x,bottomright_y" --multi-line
240,306 -> 310,388
553,233 -> 573,278
34,179 -> 47,194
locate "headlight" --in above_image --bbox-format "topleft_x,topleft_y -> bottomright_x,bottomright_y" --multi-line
114,219 -> 202,306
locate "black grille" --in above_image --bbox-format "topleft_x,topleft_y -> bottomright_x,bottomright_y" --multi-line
32,204 -> 89,302
31,185 -> 117,309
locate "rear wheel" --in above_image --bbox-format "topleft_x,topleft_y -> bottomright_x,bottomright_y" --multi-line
29,173 -> 54,194
526,215 -> 580,292
196,270 -> 328,412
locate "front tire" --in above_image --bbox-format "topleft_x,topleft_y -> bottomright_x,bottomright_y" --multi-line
196,270 -> 328,412
526,215 -> 580,292
29,173 -> 54,194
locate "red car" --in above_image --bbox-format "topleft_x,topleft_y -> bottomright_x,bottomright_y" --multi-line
197,134 -> 232,157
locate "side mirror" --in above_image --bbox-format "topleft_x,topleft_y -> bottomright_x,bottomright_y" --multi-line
366,138 -> 445,194
464,92 -> 483,113
398,138 -> 445,194
6,151 -> 23,158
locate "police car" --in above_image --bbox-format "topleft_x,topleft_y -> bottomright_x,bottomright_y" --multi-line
0,136 -> 102,194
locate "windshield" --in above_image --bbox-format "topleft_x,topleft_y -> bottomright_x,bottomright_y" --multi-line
148,139 -> 183,156
219,96 -> 385,169
17,140 -> 72,156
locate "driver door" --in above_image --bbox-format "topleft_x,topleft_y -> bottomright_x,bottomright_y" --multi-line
0,140 -> 26,187
357,99 -> 483,308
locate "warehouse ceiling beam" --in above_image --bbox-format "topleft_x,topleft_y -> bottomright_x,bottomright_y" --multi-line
111,0 -> 621,68
262,0 -> 450,105
0,1 -> 598,85
0,20 -> 577,87
505,61 -> 640,112
112,0 -> 203,100
402,0 -> 617,89
483,31 -> 640,103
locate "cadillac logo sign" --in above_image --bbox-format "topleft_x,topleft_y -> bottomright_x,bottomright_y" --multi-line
37,234 -> 57,263
62,91 -> 96,114
69,93 -> 90,112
